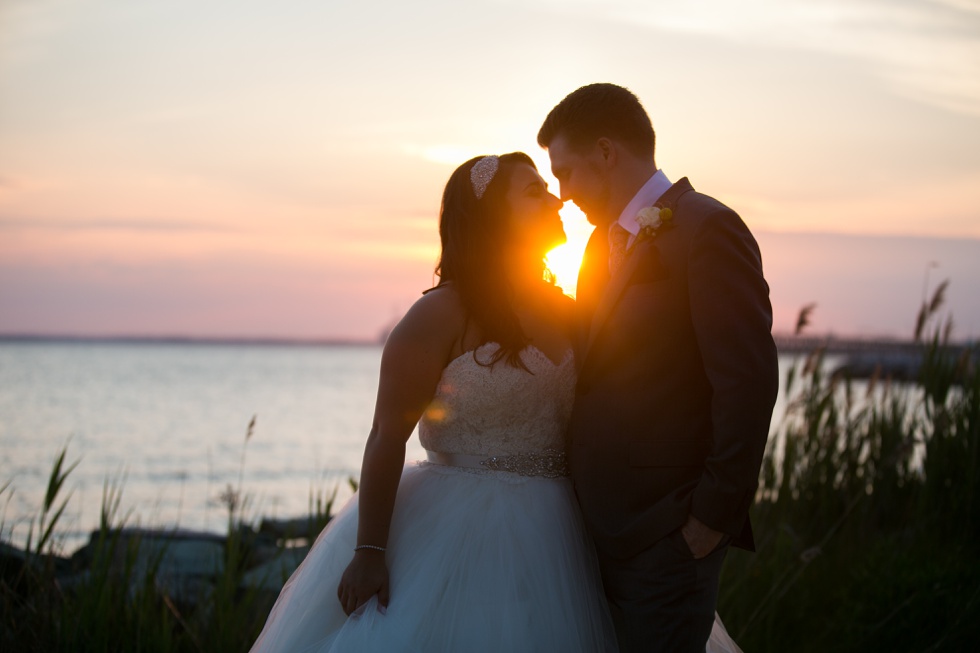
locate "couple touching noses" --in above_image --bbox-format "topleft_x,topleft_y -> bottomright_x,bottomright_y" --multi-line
250,83 -> 778,653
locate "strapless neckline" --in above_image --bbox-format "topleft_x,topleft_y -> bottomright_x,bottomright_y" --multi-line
445,342 -> 574,370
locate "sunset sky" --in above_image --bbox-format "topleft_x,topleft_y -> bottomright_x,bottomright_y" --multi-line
1,0 -> 978,340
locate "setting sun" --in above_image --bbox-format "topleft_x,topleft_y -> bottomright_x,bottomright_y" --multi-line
546,203 -> 595,298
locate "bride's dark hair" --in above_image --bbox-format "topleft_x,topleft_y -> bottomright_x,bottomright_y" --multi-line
433,152 -> 542,369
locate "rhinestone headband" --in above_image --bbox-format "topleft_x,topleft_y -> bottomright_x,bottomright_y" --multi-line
470,155 -> 499,199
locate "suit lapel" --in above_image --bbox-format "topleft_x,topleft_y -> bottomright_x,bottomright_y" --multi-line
580,177 -> 695,363
583,238 -> 648,356
573,227 -> 608,368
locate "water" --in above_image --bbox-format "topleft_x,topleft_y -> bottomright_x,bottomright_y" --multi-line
0,341 -> 432,550
0,340 -> 797,551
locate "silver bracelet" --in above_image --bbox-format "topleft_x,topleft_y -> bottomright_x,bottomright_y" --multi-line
354,544 -> 386,553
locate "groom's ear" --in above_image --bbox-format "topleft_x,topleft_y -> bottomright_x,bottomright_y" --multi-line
596,137 -> 617,168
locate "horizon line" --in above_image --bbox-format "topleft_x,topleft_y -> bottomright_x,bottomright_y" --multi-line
1,332 -> 974,348
0,333 -> 385,347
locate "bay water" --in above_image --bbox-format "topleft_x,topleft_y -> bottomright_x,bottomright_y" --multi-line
1,340 -> 795,551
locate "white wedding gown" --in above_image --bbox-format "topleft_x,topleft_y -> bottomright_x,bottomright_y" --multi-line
250,344 -> 741,653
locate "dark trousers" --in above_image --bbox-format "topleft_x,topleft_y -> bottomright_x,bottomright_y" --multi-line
598,529 -> 729,653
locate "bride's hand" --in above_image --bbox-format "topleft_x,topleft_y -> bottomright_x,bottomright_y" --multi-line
337,550 -> 390,616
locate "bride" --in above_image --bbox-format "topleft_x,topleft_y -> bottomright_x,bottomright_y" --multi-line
249,153 -> 740,652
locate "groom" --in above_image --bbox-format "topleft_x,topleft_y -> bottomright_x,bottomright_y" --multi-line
539,84 -> 779,651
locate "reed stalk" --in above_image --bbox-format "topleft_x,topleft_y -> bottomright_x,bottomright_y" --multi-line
720,289 -> 979,652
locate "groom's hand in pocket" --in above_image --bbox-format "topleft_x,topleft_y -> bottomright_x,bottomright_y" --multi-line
680,514 -> 725,559
338,550 -> 391,615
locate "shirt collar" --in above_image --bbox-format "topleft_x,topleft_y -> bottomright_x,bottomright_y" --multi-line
614,169 -> 672,236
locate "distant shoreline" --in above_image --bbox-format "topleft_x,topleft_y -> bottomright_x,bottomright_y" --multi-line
1,333 -> 974,354
0,334 -> 383,347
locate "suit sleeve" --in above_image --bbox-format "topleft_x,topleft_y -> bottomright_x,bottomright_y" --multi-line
686,210 -> 779,535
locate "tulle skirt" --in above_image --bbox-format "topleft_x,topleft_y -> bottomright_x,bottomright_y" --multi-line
249,461 -> 619,652
250,460 -> 743,652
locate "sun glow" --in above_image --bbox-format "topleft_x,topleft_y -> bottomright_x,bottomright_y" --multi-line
545,203 -> 595,298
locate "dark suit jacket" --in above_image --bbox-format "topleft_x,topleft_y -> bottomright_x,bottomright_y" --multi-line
568,177 -> 779,560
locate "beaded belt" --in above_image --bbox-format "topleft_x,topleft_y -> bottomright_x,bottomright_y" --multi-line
425,450 -> 569,479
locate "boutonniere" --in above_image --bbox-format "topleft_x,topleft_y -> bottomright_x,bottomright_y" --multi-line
635,206 -> 674,238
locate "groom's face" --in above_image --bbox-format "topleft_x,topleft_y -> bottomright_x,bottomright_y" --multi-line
546,133 -> 611,226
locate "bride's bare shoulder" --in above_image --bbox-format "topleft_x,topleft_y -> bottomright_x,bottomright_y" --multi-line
385,284 -> 466,354
412,283 -> 465,325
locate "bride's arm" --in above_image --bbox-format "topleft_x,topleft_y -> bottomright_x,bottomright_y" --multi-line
337,288 -> 462,616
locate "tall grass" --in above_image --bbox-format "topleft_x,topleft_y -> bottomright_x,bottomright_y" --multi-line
0,417 -> 338,652
720,290 -> 979,652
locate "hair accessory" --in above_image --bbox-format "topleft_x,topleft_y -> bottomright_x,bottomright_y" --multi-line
470,155 -> 499,199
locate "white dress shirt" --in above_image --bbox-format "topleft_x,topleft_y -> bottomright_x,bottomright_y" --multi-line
609,169 -> 672,247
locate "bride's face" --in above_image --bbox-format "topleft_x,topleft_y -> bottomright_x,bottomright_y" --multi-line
503,163 -> 566,257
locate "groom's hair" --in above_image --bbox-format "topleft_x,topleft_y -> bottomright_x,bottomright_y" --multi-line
537,83 -> 655,159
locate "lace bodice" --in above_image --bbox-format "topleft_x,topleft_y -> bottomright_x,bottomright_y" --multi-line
419,343 -> 576,457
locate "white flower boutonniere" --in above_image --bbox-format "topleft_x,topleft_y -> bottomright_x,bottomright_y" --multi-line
635,206 -> 674,237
